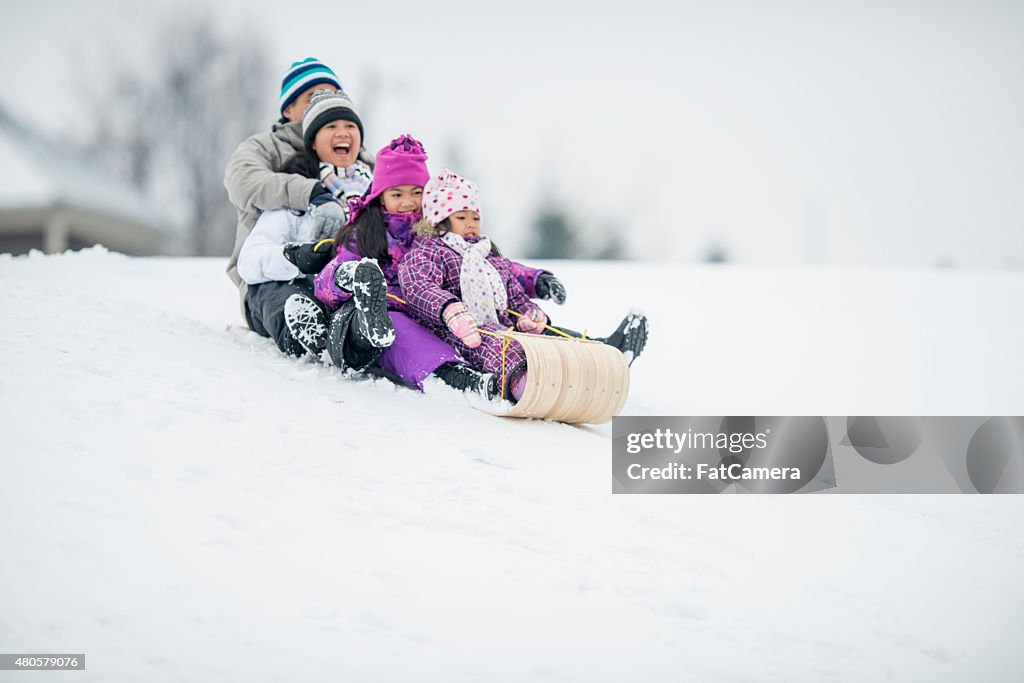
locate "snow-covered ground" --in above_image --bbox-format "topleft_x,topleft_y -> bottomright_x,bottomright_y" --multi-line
1,248 -> 1023,682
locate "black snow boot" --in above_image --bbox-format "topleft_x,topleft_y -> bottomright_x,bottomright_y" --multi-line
350,259 -> 395,348
433,363 -> 499,401
283,293 -> 328,358
595,312 -> 648,366
326,301 -> 384,370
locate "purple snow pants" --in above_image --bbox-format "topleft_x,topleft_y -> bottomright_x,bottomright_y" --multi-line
377,311 -> 461,390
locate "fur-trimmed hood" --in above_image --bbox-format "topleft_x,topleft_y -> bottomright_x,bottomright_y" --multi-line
413,217 -> 441,237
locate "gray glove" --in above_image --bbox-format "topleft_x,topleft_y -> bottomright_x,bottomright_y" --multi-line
535,273 -> 567,305
309,199 -> 345,239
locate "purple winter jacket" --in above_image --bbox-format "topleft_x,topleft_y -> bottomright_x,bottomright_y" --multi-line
398,235 -> 543,330
314,212 -> 549,312
399,234 -> 546,381
313,211 -> 417,314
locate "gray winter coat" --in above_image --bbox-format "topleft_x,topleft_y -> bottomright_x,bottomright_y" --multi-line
223,120 -> 374,309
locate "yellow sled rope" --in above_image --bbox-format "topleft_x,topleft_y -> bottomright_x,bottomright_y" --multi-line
386,293 -> 629,424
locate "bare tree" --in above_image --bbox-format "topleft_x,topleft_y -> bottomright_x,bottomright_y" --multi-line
702,240 -> 730,263
82,13 -> 271,256
592,228 -> 629,260
526,203 -> 579,259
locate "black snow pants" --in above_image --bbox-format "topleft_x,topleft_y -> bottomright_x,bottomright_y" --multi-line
244,278 -> 321,358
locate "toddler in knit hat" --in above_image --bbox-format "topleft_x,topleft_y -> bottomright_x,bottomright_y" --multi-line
399,169 -> 549,401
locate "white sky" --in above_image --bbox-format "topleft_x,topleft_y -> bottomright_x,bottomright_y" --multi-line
2,0 -> 1023,267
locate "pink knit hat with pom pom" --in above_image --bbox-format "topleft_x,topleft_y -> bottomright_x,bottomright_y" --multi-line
347,134 -> 429,222
423,168 -> 481,227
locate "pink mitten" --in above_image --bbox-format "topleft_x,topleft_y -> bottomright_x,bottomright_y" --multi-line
443,302 -> 482,348
516,308 -> 548,334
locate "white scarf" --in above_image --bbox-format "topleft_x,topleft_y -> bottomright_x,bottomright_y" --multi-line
442,233 -> 507,326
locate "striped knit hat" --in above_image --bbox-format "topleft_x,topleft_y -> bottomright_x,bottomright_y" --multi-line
302,89 -> 365,150
279,58 -> 343,115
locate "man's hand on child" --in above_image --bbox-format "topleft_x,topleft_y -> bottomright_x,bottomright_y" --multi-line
443,302 -> 482,348
535,273 -> 566,305
516,308 -> 548,334
308,196 -> 346,238
283,241 -> 333,274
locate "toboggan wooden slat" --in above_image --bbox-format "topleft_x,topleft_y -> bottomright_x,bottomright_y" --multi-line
494,331 -> 630,424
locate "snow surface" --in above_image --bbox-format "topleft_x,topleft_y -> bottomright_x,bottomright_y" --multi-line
1,248 -> 1023,682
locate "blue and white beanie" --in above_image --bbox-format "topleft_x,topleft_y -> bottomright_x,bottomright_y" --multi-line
279,57 -> 343,115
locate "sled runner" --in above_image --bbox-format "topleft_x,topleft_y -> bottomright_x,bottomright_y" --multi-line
489,330 -> 630,424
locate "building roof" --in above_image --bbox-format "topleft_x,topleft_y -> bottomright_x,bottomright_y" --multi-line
0,105 -> 172,238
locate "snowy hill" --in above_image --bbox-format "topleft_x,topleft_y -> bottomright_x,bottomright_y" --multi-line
1,248 -> 1023,682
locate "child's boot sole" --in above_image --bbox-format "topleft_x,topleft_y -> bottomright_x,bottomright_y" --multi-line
284,293 -> 328,358
352,261 -> 395,348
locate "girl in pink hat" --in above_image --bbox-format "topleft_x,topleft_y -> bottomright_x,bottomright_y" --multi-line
314,136 -> 554,398
400,169 -> 651,402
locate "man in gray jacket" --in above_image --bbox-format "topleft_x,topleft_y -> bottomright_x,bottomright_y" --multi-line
222,58 -> 374,360
223,57 -> 374,318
